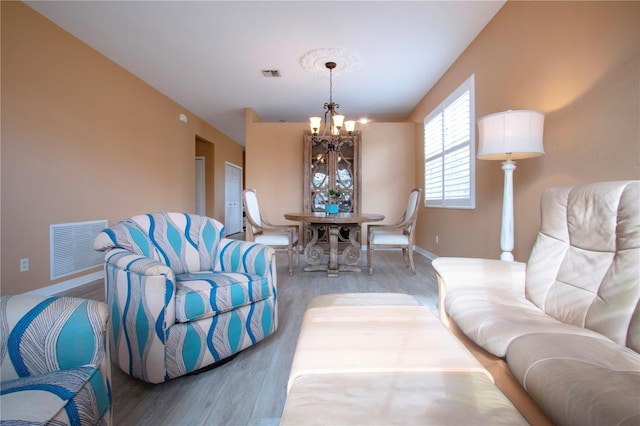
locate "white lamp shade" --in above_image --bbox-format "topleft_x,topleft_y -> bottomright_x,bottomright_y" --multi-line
344,120 -> 356,133
332,114 -> 345,129
309,116 -> 322,134
477,110 -> 545,160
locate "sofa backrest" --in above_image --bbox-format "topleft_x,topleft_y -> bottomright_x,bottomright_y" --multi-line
93,212 -> 225,275
525,181 -> 639,351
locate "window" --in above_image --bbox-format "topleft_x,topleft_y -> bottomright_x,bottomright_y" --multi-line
424,75 -> 475,209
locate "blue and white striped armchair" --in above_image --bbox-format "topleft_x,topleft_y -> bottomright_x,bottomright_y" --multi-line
0,295 -> 111,425
93,212 -> 278,383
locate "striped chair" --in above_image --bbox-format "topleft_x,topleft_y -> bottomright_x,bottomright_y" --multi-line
93,212 -> 278,383
0,295 -> 111,425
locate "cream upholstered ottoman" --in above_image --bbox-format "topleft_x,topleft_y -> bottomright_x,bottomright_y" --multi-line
281,293 -> 526,425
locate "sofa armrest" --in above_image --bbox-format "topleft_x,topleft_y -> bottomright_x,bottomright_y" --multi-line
432,257 -> 526,323
0,295 -> 109,381
432,257 -> 526,291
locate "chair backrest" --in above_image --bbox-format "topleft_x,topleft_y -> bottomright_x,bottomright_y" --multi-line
403,188 -> 423,235
93,212 -> 225,274
0,295 -> 109,382
525,181 -> 639,351
243,189 -> 263,237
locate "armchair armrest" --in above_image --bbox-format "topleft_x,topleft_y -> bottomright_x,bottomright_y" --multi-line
255,218 -> 299,238
104,248 -> 174,277
103,248 -> 177,339
368,221 -> 408,234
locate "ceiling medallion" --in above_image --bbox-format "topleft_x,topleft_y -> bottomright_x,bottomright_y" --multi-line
300,48 -> 360,76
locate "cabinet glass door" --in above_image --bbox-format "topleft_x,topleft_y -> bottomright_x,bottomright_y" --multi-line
303,132 -> 362,246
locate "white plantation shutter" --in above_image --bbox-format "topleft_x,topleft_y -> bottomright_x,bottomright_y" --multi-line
424,75 -> 475,209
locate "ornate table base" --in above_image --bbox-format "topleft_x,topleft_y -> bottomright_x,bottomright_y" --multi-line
284,212 -> 385,278
303,223 -> 362,277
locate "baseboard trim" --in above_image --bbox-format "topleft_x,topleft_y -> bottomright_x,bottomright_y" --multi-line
23,271 -> 105,296
414,246 -> 438,261
360,245 -> 438,261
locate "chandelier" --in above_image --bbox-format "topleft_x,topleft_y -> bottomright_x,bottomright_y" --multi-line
309,61 -> 356,152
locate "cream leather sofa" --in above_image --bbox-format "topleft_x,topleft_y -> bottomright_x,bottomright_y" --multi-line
433,180 -> 640,426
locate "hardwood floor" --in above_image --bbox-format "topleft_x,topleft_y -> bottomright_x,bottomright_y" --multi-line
61,250 -> 440,426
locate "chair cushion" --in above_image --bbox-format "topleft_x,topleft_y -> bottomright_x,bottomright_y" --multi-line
0,365 -> 110,425
255,233 -> 298,246
371,231 -> 409,245
175,271 -> 272,323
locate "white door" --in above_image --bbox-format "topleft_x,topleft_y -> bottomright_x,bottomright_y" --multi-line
195,156 -> 206,216
225,162 -> 243,235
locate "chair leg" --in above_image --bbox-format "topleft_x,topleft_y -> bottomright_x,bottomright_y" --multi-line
368,246 -> 374,275
408,247 -> 416,274
288,247 -> 294,276
402,248 -> 409,267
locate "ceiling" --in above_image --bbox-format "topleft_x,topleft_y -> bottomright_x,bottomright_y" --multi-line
25,1 -> 505,147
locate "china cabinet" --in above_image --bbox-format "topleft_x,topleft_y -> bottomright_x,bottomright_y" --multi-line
302,131 -> 362,246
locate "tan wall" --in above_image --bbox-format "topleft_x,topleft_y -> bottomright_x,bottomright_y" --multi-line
3,1 -> 637,294
245,111 -> 416,242
408,1 -> 640,261
1,2 -> 243,294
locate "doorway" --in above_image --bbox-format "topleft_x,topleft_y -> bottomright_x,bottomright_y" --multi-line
225,162 -> 243,235
195,156 -> 206,216
195,137 -> 215,217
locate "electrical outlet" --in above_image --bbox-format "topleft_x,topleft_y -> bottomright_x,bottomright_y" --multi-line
435,235 -> 439,244
20,258 -> 29,272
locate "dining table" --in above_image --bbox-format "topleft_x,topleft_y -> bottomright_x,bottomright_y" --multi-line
284,211 -> 384,277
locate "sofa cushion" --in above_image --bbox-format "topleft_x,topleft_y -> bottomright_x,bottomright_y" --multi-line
0,365 -> 110,425
445,286 -> 610,357
506,333 -> 640,426
175,271 -> 271,322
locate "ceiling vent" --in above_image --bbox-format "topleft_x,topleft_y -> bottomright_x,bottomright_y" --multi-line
262,69 -> 281,78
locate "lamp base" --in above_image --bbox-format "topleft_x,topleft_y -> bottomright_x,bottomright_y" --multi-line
500,251 -> 514,262
500,160 -> 516,262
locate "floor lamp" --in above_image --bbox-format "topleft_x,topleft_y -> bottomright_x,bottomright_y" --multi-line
477,110 -> 545,261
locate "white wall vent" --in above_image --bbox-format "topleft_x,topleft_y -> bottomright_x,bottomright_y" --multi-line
261,69 -> 281,77
50,220 -> 108,280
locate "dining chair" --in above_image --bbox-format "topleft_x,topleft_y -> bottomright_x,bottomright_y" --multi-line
367,187 -> 423,275
243,188 -> 299,275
